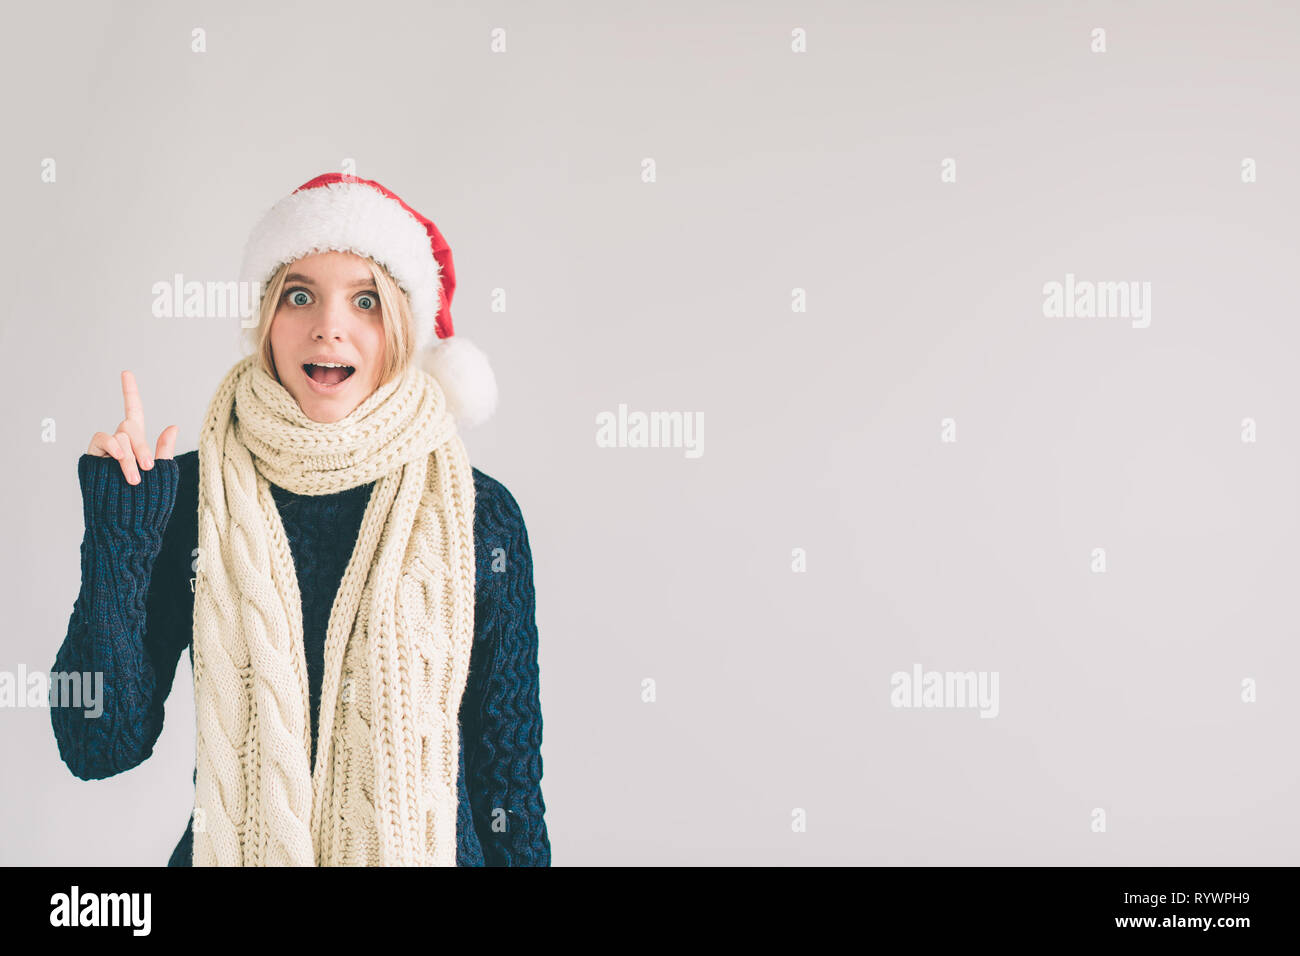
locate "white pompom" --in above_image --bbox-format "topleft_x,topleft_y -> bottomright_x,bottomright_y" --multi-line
418,336 -> 498,428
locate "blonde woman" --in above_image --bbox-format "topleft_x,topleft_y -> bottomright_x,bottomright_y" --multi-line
51,173 -> 549,866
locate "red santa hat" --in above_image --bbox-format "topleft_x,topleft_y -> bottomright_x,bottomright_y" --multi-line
239,172 -> 497,427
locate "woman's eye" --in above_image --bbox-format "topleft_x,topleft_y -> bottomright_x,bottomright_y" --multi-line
356,292 -> 378,310
284,288 -> 312,306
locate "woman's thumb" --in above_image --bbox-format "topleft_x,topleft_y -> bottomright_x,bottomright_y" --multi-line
155,425 -> 179,460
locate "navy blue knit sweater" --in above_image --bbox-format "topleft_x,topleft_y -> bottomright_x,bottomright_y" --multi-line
51,450 -> 549,866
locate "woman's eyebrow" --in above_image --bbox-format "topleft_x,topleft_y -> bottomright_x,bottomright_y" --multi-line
284,272 -> 376,288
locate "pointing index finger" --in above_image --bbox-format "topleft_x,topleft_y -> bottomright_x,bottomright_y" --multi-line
121,370 -> 144,425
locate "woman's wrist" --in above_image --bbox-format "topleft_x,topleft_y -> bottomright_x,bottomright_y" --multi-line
78,453 -> 179,533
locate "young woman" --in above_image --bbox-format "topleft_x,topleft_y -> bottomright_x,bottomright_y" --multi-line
50,173 -> 550,866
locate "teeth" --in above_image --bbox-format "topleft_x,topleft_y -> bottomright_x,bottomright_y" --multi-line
310,362 -> 350,368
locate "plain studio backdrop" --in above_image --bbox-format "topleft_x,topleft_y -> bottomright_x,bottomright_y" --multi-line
3,0 -> 1299,866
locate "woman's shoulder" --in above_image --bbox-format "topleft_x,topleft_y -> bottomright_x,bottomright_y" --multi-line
470,466 -> 529,539
469,467 -> 533,591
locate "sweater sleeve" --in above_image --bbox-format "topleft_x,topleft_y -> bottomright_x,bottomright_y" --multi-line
464,477 -> 551,866
50,453 -> 190,780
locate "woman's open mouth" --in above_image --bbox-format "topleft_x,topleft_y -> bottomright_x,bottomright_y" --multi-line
302,362 -> 356,393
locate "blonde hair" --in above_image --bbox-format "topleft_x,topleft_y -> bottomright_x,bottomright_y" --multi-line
248,256 -> 416,388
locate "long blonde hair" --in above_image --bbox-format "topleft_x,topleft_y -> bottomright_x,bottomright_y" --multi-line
246,256 -> 416,388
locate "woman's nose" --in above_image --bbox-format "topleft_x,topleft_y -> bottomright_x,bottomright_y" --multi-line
311,300 -> 348,340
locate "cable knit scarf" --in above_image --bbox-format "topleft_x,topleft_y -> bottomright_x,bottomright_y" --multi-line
190,354 -> 476,866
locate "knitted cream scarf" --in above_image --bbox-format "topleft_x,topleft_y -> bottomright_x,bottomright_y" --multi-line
190,354 -> 476,866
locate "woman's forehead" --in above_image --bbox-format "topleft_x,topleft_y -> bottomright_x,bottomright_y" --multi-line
286,251 -> 375,285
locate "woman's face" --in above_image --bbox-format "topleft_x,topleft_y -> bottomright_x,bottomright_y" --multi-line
268,250 -> 387,423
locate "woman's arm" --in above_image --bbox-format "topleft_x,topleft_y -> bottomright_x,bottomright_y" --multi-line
50,454 -> 192,779
464,475 -> 551,866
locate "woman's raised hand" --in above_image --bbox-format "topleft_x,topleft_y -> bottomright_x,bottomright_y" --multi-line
86,370 -> 179,485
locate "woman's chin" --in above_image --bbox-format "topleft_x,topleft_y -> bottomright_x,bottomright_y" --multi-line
294,391 -> 354,423
288,368 -> 376,423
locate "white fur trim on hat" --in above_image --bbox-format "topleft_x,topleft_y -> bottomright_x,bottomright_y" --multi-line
239,179 -> 442,352
419,337 -> 498,429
